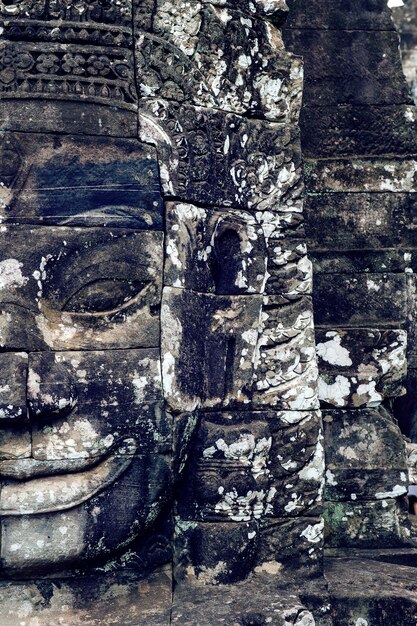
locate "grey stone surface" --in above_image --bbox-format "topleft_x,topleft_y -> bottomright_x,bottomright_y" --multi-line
0,0 -> 416,622
392,0 -> 417,104
316,329 -> 407,408
0,133 -> 164,228
325,556 -> 417,626
0,0 -> 326,622
283,0 -> 417,571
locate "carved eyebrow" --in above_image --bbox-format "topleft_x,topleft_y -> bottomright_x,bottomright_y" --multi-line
14,152 -> 164,229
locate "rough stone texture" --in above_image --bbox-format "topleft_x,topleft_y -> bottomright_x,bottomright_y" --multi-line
172,574 -> 330,626
171,576 -> 325,625
135,1 -> 301,121
284,0 -> 395,30
0,0 -> 325,623
317,329 -> 407,407
139,98 -> 303,211
325,556 -> 417,626
0,133 -> 164,227
161,288 -> 263,410
1,0 -> 417,623
0,567 -> 173,626
176,410 -> 322,522
392,0 -> 417,104
283,0 -> 417,557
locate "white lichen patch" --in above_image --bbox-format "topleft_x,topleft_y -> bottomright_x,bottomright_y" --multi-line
203,433 -> 272,478
162,351 -> 176,399
298,437 -> 325,483
154,0 -> 202,56
300,520 -> 324,544
316,332 -> 353,367
0,259 -> 28,291
366,278 -> 381,293
318,375 -> 351,407
214,486 -> 276,521
326,469 -> 338,486
36,314 -> 78,348
132,375 -> 148,404
26,369 -> 40,397
351,381 -> 382,407
242,328 -> 258,346
375,484 -> 407,499
166,238 -> 182,269
34,419 -> 114,460
372,331 -> 407,381
254,560 -> 282,575
0,184 -> 12,211
194,560 -> 228,584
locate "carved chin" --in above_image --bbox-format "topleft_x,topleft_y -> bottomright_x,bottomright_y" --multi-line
0,442 -> 174,575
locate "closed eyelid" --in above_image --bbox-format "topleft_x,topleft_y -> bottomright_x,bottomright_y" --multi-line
61,280 -> 152,317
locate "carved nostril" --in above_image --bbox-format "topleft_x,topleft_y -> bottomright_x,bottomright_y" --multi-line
27,362 -> 77,421
0,352 -> 28,422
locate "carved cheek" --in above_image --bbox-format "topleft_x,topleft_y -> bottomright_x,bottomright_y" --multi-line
27,349 -> 166,462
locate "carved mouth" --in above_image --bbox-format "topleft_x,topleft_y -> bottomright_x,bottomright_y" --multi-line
0,438 -> 136,516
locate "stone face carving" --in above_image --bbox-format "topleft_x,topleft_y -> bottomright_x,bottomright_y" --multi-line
0,0 -> 328,623
2,0 -> 417,624
0,132 -> 182,576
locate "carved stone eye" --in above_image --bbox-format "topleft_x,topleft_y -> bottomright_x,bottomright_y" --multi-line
62,279 -> 146,314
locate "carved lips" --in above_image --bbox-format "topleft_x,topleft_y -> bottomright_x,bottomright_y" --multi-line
0,438 -> 136,516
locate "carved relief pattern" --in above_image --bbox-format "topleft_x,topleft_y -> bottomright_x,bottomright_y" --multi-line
0,42 -> 136,106
0,0 -> 132,23
134,0 -> 324,595
0,0 -> 137,108
0,0 -> 325,623
134,1 -> 302,122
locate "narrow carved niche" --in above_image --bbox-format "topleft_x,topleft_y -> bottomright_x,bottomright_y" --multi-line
210,227 -> 242,295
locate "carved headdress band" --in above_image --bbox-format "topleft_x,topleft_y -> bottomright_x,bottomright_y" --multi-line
0,0 -> 137,109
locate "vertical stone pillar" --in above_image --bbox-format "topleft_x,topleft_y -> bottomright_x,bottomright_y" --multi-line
283,0 -> 416,549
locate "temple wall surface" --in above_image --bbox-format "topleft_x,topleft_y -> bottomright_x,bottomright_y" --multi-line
283,0 -> 416,550
0,0 -> 328,624
1,1 -> 417,624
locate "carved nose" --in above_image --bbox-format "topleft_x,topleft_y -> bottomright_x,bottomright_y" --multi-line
0,352 -> 28,423
27,359 -> 77,421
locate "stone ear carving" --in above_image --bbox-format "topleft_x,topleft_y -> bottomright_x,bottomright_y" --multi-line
209,214 -> 267,295
164,203 -> 267,295
0,353 -> 28,423
162,203 -> 268,411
